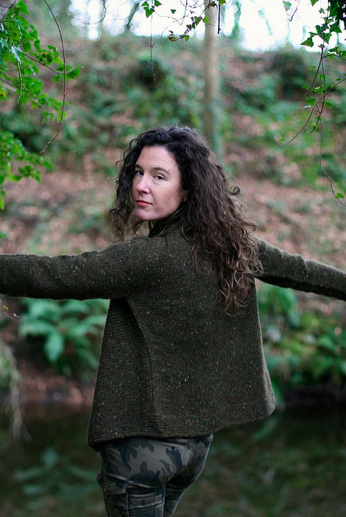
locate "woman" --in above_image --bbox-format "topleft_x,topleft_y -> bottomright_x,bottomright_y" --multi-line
0,126 -> 345,516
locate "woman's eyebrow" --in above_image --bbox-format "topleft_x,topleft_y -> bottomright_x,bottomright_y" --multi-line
135,163 -> 170,174
153,166 -> 170,174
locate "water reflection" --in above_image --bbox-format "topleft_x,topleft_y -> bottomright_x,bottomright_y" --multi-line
1,406 -> 346,517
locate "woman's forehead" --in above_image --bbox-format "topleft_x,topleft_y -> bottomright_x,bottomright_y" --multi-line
136,146 -> 180,172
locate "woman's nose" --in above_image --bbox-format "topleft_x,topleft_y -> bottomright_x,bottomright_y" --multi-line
136,175 -> 150,193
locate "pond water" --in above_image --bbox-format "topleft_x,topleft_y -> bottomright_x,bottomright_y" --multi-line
1,406 -> 346,517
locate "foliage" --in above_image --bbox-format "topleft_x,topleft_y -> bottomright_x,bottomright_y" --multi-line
124,55 -> 202,128
300,0 -> 346,54
0,337 -> 22,440
13,446 -> 98,499
3,411 -> 346,517
0,340 -> 20,394
258,284 -> 346,404
141,0 -> 226,42
224,44 -> 346,191
18,298 -> 108,376
37,34 -> 204,168
282,0 -> 346,199
0,0 -> 80,210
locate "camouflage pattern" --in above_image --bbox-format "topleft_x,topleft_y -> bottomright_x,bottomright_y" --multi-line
97,434 -> 213,517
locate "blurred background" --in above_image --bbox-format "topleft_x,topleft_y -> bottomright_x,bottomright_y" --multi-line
0,1 -> 345,515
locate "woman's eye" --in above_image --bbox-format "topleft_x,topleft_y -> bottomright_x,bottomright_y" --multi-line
134,170 -> 143,176
155,174 -> 164,180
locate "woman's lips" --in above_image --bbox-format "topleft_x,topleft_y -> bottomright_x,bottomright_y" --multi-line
136,200 -> 151,206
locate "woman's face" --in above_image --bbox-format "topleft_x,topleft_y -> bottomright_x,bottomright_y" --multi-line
132,146 -> 187,223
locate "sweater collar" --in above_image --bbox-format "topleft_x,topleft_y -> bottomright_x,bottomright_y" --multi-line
148,206 -> 185,238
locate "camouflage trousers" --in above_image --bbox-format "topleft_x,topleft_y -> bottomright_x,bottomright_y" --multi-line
97,434 -> 213,517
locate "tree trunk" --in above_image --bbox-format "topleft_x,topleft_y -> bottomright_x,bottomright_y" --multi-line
203,1 -> 222,159
0,0 -> 17,24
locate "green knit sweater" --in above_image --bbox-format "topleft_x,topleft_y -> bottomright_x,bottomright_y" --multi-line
0,219 -> 345,448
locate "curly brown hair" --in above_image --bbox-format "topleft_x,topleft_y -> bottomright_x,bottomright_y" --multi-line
110,126 -> 262,313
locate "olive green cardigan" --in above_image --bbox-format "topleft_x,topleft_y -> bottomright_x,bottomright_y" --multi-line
0,220 -> 345,448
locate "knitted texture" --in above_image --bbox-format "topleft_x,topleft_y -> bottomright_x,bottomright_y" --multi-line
0,220 -> 345,448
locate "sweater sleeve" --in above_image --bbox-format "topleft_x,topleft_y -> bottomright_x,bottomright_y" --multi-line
255,238 -> 346,301
0,237 -> 162,301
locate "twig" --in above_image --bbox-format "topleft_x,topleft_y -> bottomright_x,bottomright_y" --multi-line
19,49 -> 64,75
217,1 -> 221,33
318,102 -> 345,206
40,0 -> 67,153
15,51 -> 22,104
288,0 -> 301,22
0,76 -> 17,91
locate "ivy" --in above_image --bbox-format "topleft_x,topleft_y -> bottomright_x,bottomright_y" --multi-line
300,0 -> 346,58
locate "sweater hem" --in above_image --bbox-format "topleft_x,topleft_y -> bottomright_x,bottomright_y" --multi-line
87,395 -> 276,449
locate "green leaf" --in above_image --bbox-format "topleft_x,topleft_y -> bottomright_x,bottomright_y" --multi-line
283,2 -> 291,11
15,1 -> 27,14
142,1 -> 155,17
44,332 -> 65,363
60,301 -> 90,316
301,37 -> 314,47
336,192 -> 345,199
317,335 -> 336,352
170,9 -> 176,14
84,314 -> 107,326
22,40 -> 31,52
66,68 -> 80,79
310,0 -> 319,5
305,98 -> 316,107
10,45 -> 21,62
19,320 -> 56,337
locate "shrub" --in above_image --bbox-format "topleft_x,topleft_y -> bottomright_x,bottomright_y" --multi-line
19,298 -> 108,376
258,284 -> 346,403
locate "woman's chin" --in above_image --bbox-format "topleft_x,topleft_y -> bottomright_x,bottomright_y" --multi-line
134,208 -> 150,221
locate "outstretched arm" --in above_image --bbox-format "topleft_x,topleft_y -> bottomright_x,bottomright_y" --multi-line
255,238 -> 346,301
0,237 -> 163,301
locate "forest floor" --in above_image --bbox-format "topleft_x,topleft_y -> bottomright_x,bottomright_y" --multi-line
0,163 -> 345,409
